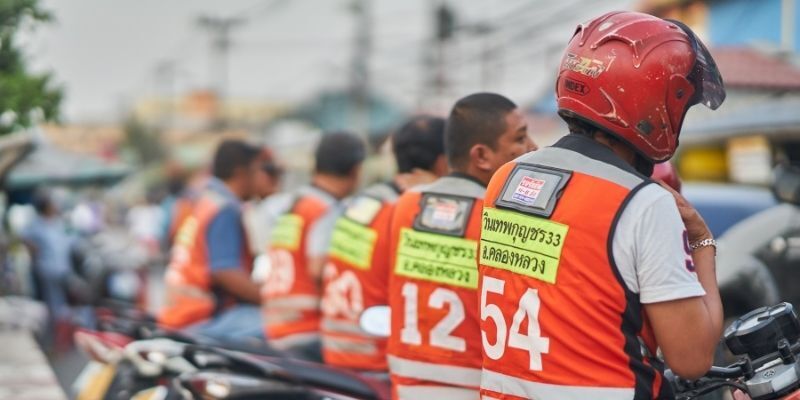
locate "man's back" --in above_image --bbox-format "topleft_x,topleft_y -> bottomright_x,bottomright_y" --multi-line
261,185 -> 338,352
387,175 -> 487,399
478,135 -> 704,399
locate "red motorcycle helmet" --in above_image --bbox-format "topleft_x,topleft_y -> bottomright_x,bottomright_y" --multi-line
556,11 -> 725,162
651,161 -> 682,193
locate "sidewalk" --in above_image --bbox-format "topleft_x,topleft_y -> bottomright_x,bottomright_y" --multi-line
0,331 -> 67,400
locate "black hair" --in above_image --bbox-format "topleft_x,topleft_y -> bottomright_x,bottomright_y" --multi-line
564,116 -> 655,176
392,116 -> 446,173
211,139 -> 261,180
445,92 -> 517,169
31,188 -> 51,215
315,131 -> 366,176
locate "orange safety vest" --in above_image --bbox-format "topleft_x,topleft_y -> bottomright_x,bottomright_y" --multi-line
320,182 -> 400,371
261,187 -> 333,345
159,190 -> 252,328
168,196 -> 195,247
386,175 -> 486,400
478,134 -> 668,400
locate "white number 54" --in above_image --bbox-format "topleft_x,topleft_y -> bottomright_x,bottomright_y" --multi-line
481,276 -> 550,371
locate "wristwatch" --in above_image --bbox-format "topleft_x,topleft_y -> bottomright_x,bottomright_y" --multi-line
690,238 -> 717,253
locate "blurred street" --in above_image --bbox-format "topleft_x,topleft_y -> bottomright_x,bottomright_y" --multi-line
2,0 -> 800,399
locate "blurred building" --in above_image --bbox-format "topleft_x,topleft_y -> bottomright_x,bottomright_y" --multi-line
642,0 -> 800,184
133,90 -> 290,134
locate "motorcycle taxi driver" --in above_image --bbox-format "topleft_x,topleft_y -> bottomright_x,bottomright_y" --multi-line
477,11 -> 725,400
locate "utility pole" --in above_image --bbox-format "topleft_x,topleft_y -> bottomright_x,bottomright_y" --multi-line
350,0 -> 372,139
154,60 -> 179,128
197,15 -> 245,125
782,0 -> 796,52
420,1 -> 454,112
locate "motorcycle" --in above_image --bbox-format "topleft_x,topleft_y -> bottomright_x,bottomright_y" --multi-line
72,311 -> 279,400
73,313 -> 390,400
671,302 -> 800,400
174,345 -> 390,400
716,164 -> 800,318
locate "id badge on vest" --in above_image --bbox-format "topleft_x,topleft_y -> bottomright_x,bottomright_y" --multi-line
394,193 -> 479,289
483,164 -> 572,284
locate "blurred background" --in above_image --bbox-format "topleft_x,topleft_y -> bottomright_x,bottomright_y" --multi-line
1,0 -> 800,397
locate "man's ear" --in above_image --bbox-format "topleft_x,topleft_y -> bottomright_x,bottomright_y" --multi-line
469,143 -> 493,172
349,163 -> 364,181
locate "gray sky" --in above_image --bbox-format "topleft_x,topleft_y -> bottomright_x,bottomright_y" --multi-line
26,0 -> 632,123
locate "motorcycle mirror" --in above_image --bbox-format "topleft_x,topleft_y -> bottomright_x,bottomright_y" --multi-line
359,305 -> 391,337
773,164 -> 800,206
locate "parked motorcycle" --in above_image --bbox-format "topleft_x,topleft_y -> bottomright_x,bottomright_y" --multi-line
73,313 -> 389,400
715,164 -> 800,318
671,303 -> 800,400
174,345 -> 390,400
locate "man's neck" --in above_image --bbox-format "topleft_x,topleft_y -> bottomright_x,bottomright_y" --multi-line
223,179 -> 246,201
452,167 -> 490,187
590,131 -> 633,160
393,168 -> 438,192
312,174 -> 350,200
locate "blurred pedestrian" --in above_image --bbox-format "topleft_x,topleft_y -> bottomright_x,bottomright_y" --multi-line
21,189 -> 77,349
261,132 -> 366,361
158,139 -> 264,343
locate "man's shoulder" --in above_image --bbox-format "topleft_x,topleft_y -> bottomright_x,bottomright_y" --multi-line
625,183 -> 674,212
614,182 -> 682,240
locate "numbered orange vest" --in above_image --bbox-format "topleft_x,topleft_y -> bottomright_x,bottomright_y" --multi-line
478,134 -> 668,400
321,183 -> 400,371
159,190 -> 252,328
262,188 -> 333,344
386,175 -> 486,400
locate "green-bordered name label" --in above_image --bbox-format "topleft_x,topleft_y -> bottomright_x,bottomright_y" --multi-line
175,216 -> 198,246
394,227 -> 478,289
480,207 -> 569,284
271,214 -> 304,250
328,218 -> 378,270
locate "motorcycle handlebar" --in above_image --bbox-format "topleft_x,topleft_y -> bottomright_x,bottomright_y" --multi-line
704,366 -> 745,379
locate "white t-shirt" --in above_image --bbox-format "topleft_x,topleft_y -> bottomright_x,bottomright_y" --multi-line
612,184 -> 706,304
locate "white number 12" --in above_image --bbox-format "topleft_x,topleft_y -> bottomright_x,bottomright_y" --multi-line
400,282 -> 466,352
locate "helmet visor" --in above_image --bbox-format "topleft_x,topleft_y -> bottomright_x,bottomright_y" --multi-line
667,19 -> 726,110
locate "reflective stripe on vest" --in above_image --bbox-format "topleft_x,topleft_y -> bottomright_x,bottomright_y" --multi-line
321,336 -> 377,355
481,369 -> 635,400
518,145 -> 642,189
396,385 -> 477,400
163,283 -> 215,305
262,310 -> 302,324
321,318 -> 367,336
264,295 -> 319,311
269,332 -> 320,350
387,355 -> 481,388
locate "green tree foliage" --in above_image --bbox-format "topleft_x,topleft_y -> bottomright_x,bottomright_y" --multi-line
0,0 -> 63,135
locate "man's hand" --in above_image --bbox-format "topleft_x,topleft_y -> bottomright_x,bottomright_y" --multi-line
212,269 -> 262,304
644,180 -> 724,380
657,181 -> 713,243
